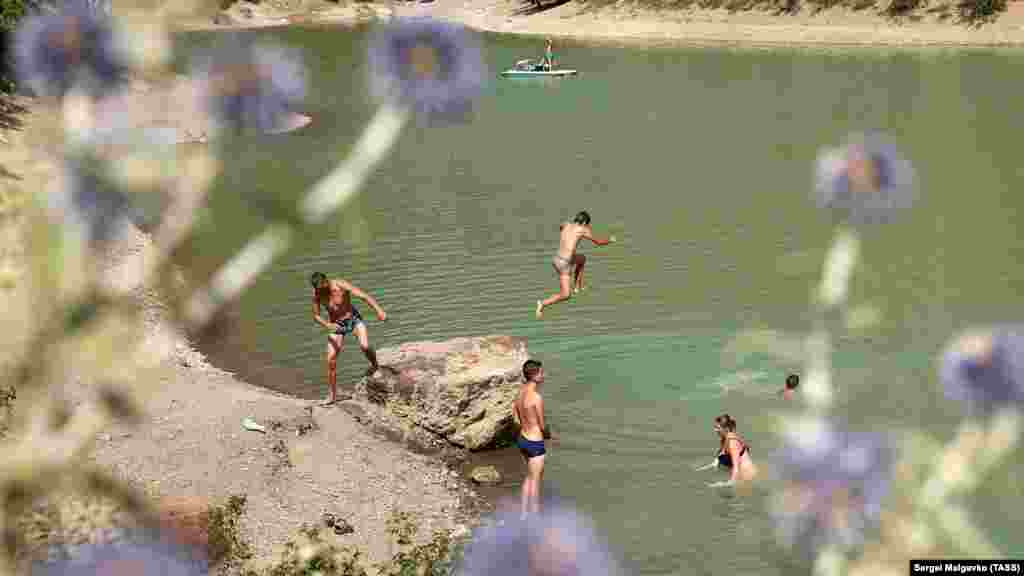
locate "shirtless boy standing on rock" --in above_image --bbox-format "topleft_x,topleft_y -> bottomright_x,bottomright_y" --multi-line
311,272 -> 387,406
513,359 -> 548,518
536,210 -> 616,319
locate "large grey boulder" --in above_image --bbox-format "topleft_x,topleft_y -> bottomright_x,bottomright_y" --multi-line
347,335 -> 528,456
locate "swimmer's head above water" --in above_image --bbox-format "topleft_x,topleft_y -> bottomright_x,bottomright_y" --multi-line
310,271 -> 328,291
523,359 -> 544,385
781,374 -> 800,398
714,414 -> 737,438
573,211 -> 591,226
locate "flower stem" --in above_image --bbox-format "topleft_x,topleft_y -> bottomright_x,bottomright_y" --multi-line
937,505 -> 999,557
185,223 -> 293,326
803,227 -> 860,412
300,104 -> 410,224
819,227 -> 860,310
186,104 -> 410,328
814,544 -> 846,576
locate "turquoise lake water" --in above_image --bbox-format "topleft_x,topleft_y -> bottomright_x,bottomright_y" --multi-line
179,26 -> 1024,574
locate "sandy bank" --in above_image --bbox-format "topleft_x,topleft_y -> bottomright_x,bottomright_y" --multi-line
179,0 -> 1024,48
0,104 -> 487,572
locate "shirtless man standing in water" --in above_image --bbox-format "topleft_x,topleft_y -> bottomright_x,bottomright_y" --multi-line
310,272 -> 387,406
513,360 -> 548,517
536,210 -> 615,319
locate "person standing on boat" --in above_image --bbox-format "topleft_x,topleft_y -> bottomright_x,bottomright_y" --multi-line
541,38 -> 555,71
536,211 -> 615,319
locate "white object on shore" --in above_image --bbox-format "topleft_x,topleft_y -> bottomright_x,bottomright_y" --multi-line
242,417 -> 266,433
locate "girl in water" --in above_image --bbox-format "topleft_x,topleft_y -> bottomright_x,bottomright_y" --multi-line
701,414 -> 758,486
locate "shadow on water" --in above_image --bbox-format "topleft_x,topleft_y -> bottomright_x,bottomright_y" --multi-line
191,302 -> 319,400
511,0 -> 574,16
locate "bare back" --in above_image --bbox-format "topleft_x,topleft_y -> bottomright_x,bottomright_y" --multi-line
513,386 -> 544,441
317,279 -> 354,323
557,223 -> 588,260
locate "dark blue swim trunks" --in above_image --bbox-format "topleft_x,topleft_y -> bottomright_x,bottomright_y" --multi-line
334,307 -> 364,336
517,435 -> 546,459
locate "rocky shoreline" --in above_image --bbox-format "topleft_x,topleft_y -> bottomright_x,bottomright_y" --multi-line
343,336 -> 530,457
11,222 -> 503,572
0,100 -> 510,572
178,0 -> 1024,48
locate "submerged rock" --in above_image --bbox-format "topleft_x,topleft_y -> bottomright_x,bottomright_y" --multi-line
350,335 -> 528,454
470,466 -> 502,486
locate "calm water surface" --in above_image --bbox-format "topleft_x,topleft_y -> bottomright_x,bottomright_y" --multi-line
181,27 -> 1024,574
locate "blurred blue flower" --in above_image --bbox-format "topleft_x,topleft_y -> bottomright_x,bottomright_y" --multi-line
769,420 -> 895,555
459,503 -> 626,576
940,327 -> 1024,417
13,0 -> 127,99
367,17 -> 485,124
53,158 -> 137,245
814,132 -> 917,226
34,533 -> 208,576
193,34 -> 310,135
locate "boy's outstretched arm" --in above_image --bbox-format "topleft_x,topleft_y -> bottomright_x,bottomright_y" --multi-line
582,227 -> 615,246
343,281 -> 387,321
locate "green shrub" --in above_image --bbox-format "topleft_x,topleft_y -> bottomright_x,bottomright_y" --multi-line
207,494 -> 255,571
253,524 -> 370,576
883,0 -> 921,14
376,511 -> 454,576
959,0 -> 1005,21
0,0 -> 27,32
0,384 -> 15,437
0,0 -> 28,92
248,510 -> 463,576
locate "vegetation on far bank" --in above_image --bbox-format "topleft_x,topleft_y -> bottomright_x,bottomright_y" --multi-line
0,0 -> 1011,93
0,0 -> 1009,95
573,0 -> 1006,24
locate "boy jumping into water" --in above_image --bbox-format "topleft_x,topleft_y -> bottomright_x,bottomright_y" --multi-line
513,359 -> 548,518
310,272 -> 387,406
536,210 -> 615,319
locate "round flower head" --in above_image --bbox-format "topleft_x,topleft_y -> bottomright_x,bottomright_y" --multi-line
814,132 -> 917,226
53,157 -> 136,246
193,34 -> 310,136
940,327 -> 1024,417
366,17 -> 485,124
769,418 -> 895,555
459,504 -> 626,576
13,0 -> 128,99
34,535 -> 207,575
